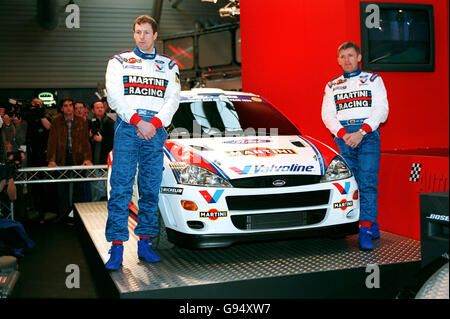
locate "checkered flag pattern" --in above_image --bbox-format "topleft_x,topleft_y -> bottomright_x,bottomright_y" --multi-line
409,163 -> 422,182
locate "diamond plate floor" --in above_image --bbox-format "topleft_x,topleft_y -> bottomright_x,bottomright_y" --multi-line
415,262 -> 449,299
76,202 -> 421,298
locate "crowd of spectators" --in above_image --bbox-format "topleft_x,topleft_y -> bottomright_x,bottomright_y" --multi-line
0,96 -> 115,224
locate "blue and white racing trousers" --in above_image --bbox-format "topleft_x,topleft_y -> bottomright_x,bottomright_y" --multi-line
334,119 -> 381,223
106,110 -> 167,242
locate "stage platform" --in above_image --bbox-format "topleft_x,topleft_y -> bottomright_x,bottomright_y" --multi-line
75,202 -> 422,299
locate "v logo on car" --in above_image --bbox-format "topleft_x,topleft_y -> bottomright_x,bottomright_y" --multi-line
332,182 -> 350,194
199,189 -> 225,204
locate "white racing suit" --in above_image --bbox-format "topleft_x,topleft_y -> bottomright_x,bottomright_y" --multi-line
105,47 -> 180,242
322,67 -> 389,223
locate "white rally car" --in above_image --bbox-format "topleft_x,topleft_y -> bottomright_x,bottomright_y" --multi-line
108,88 -> 360,249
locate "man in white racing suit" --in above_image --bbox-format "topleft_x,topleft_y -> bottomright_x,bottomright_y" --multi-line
322,42 -> 389,250
104,15 -> 180,270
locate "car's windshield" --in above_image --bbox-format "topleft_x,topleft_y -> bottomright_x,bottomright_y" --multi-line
168,94 -> 301,138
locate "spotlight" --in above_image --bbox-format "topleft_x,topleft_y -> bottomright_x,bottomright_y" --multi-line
219,0 -> 240,17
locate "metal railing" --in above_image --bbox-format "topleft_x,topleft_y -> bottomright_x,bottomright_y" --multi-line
14,165 -> 108,184
1,165 -> 108,220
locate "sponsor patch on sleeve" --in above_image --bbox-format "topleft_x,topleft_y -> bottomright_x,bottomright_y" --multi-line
370,73 -> 379,82
112,54 -> 123,64
168,59 -> 177,70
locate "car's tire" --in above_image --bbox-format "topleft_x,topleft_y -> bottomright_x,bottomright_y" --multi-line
152,210 -> 175,250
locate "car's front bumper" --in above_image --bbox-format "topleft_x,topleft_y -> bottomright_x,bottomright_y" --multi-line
166,221 -> 359,249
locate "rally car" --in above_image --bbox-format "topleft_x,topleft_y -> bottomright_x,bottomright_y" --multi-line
108,88 -> 360,249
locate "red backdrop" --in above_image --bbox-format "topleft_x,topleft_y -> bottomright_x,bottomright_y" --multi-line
240,0 -> 449,239
240,0 -> 449,151
377,151 -> 448,240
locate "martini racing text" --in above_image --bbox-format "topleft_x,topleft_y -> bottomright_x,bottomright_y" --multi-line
123,75 -> 168,98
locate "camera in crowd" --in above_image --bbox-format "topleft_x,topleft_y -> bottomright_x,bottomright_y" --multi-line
0,151 -> 24,186
90,118 -> 101,136
0,151 -> 23,201
6,151 -> 24,171
5,98 -> 46,121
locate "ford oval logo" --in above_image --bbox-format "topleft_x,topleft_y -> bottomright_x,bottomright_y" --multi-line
272,179 -> 286,187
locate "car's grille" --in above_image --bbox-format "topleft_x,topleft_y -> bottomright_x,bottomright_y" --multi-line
225,190 -> 330,210
231,209 -> 327,230
229,175 -> 321,188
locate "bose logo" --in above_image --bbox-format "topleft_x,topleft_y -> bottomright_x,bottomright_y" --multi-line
426,214 -> 449,223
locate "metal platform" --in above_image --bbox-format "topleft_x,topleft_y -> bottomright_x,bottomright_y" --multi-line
415,262 -> 449,299
76,201 -> 422,299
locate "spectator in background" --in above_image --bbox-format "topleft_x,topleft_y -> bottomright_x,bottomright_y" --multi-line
26,98 -> 52,165
83,104 -> 92,120
11,113 -> 27,165
74,100 -> 92,201
89,100 -> 114,201
0,109 -> 3,161
11,114 -> 27,157
0,107 -> 3,189
0,111 -> 17,201
1,114 -> 15,154
102,96 -> 110,113
26,97 -> 57,222
74,101 -> 88,120
102,97 -> 116,121
0,109 -> 4,165
0,113 -> 18,200
10,113 -> 28,220
47,98 -> 92,222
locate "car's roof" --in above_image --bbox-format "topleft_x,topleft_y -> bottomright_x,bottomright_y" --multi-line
180,88 -> 259,97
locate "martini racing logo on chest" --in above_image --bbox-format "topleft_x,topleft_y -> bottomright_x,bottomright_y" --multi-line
334,90 -> 372,111
123,75 -> 168,98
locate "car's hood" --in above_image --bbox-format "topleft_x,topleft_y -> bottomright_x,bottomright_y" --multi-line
164,135 -> 338,179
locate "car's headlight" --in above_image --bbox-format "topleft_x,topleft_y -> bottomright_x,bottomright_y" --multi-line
169,162 -> 232,187
320,155 -> 352,182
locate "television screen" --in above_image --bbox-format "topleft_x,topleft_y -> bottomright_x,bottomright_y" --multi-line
360,2 -> 435,72
163,37 -> 194,70
198,31 -> 233,68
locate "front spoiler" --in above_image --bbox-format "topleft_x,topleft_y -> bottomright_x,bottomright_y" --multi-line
166,221 -> 359,249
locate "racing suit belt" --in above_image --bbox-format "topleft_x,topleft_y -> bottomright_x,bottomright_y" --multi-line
136,109 -> 157,117
339,118 -> 366,126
